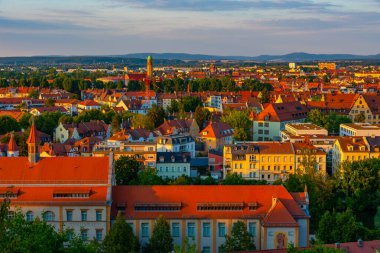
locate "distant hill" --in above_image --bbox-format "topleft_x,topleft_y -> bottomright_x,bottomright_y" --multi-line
1,52 -> 379,65
121,52 -> 380,62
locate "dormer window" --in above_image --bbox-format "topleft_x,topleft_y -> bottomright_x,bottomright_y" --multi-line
359,146 -> 366,151
159,156 -> 164,162
171,156 -> 175,162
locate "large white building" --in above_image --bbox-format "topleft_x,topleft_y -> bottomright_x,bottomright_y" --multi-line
0,122 -> 112,241
157,135 -> 196,158
112,185 -> 310,253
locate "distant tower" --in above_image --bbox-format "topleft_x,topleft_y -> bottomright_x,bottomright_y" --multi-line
147,56 -> 153,78
27,118 -> 40,164
7,133 -> 19,157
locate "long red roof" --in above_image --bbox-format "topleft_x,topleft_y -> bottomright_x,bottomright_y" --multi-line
112,185 -> 308,221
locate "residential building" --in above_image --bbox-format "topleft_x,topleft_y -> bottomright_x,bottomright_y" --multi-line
340,123 -> 380,137
332,136 -> 380,174
253,102 -> 308,141
224,142 -> 326,182
157,135 -> 195,158
156,152 -> 191,179
348,94 -> 380,124
55,120 -> 110,143
93,141 -> 157,168
77,100 -> 101,112
282,123 -> 328,141
112,185 -> 310,252
30,106 -> 68,116
199,121 -> 234,152
156,119 -> 200,139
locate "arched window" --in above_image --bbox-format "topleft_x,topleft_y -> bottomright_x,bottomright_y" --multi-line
26,211 -> 34,222
43,211 -> 55,222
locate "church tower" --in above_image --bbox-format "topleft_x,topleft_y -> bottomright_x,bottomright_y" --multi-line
27,118 -> 40,164
7,133 -> 19,157
147,55 -> 153,78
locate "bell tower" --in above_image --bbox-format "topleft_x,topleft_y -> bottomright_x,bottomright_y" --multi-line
27,118 -> 40,164
147,55 -> 153,78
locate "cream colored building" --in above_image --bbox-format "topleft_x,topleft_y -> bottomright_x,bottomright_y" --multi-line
340,123 -> 380,137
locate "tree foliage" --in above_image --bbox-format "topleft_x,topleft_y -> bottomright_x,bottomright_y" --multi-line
103,212 -> 139,253
221,109 -> 251,141
220,221 -> 255,253
146,215 -> 173,253
114,156 -> 142,185
194,106 -> 211,129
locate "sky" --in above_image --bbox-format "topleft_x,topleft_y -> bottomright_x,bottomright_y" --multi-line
0,0 -> 379,57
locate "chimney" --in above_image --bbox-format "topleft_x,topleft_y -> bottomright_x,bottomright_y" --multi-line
27,118 -> 40,164
272,197 -> 278,207
357,239 -> 363,248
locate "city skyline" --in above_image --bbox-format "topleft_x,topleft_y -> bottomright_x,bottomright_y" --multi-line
0,0 -> 379,57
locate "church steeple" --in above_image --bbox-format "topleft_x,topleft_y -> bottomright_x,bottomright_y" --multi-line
27,118 -> 40,164
7,133 -> 19,157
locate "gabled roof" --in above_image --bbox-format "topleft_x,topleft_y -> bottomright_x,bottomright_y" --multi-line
255,101 -> 308,122
262,198 -> 299,227
199,121 -> 234,139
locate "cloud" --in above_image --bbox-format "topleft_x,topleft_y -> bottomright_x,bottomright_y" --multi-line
108,0 -> 335,12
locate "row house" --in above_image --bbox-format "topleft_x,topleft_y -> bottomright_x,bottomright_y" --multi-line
156,152 -> 191,179
157,135 -> 196,158
156,119 -> 200,139
0,98 -> 44,110
253,101 -> 308,141
224,142 -> 326,182
55,120 -> 111,143
112,185 -> 310,253
30,106 -> 69,116
332,136 -> 380,174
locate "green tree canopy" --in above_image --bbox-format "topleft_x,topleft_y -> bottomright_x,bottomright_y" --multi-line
114,156 -> 142,185
220,221 -> 255,252
103,212 -> 139,253
0,116 -> 21,135
146,215 -> 173,253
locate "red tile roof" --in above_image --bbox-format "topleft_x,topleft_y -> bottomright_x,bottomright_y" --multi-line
262,198 -> 299,227
27,120 -> 39,144
7,134 -> 18,152
255,101 -> 308,122
112,185 -> 308,220
0,157 -> 109,184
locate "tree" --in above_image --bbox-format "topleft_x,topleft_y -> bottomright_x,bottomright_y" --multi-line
174,237 -> 196,253
180,96 -> 202,112
317,209 -> 363,243
28,89 -> 40,99
220,221 -> 255,252
63,78 -> 73,92
45,98 -> 55,107
111,115 -> 121,133
258,88 -> 270,104
194,106 -> 211,129
134,167 -> 164,185
131,114 -> 154,130
146,215 -> 173,253
103,212 -> 139,253
114,156 -> 142,185
354,112 -> 366,123
0,116 -> 21,135
146,104 -> 166,128
327,112 -> 351,135
167,100 -> 180,114
306,109 -> 328,129
221,110 -> 251,141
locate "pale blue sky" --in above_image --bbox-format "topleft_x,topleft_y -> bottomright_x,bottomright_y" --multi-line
0,0 -> 379,56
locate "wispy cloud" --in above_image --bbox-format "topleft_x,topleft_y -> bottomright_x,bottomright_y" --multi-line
109,0 -> 336,12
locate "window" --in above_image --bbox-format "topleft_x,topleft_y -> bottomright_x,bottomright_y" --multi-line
96,210 -> 102,221
66,210 -> 73,221
203,222 -> 210,237
81,229 -> 88,241
26,211 -> 34,222
141,223 -> 149,238
172,222 -> 180,237
187,222 -> 195,238
81,210 -> 87,221
43,211 -> 55,222
96,229 -> 103,241
248,222 -> 256,236
218,223 -> 226,237
67,229 -> 74,241
264,122 -> 269,127
202,246 -> 211,253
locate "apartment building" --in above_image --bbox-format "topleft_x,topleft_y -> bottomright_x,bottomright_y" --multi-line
157,135 -> 196,158
340,123 -> 380,137
224,142 -> 326,182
